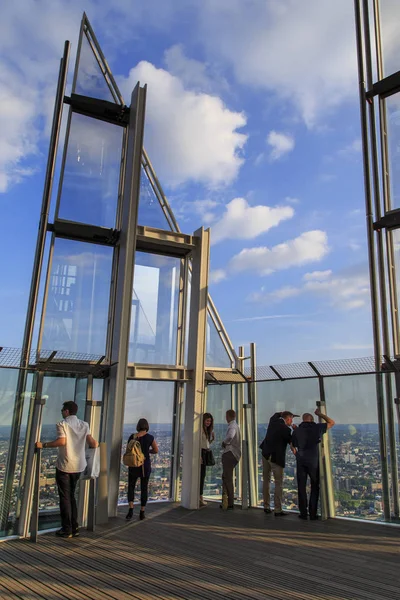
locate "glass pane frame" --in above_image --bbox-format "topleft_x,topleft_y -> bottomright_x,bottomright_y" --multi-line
37,235 -> 114,356
72,15 -> 124,105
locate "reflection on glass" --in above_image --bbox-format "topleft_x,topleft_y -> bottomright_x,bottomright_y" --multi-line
256,379 -> 320,508
129,253 -> 180,365
0,369 -> 34,537
325,375 -> 383,521
37,376 -> 85,522
203,384 -> 233,499
57,112 -> 123,227
378,2 -> 400,78
120,381 -> 174,504
138,167 -> 171,230
385,94 -> 400,210
206,314 -> 233,368
75,34 -> 116,103
41,238 -> 113,355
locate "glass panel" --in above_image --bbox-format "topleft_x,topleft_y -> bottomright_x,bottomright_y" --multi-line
75,34 -> 115,103
38,375 -> 86,528
129,253 -> 180,365
120,381 -> 174,504
203,384 -> 233,500
324,375 -> 383,521
378,1 -> 400,78
138,167 -> 171,230
0,369 -> 34,537
385,94 -> 400,210
256,379 -> 320,508
57,112 -> 123,228
41,238 -> 113,355
206,313 -> 233,368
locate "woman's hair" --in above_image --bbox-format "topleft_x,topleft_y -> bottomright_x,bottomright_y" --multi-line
203,413 -> 214,440
136,418 -> 149,432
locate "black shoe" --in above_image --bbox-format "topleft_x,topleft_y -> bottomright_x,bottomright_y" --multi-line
139,510 -> 145,520
126,508 -> 134,521
55,528 -> 72,538
310,515 -> 320,521
264,508 -> 273,514
227,505 -> 234,510
72,528 -> 80,537
298,514 -> 308,520
274,511 -> 289,517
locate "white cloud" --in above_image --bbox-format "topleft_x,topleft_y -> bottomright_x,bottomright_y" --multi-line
267,131 -> 295,161
196,0 -> 360,126
337,138 -> 362,159
230,230 -> 329,275
211,197 -> 294,245
303,270 -> 332,281
164,44 -> 228,94
254,268 -> 370,310
119,61 -> 247,188
285,196 -> 300,205
209,269 -> 227,284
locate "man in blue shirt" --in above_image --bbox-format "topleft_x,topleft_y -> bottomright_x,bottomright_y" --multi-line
291,408 -> 335,520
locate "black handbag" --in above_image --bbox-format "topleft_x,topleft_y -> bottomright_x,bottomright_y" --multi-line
202,448 -> 215,466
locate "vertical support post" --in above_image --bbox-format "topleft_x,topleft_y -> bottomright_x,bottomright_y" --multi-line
30,448 -> 42,543
241,405 -> 252,510
19,373 -> 46,538
309,363 -> 335,519
170,382 -> 185,501
105,83 -> 147,517
362,0 -> 399,519
354,0 -> 391,520
236,346 -> 245,503
181,228 -> 210,509
79,394 -> 102,529
249,343 -> 258,505
0,43 -> 70,532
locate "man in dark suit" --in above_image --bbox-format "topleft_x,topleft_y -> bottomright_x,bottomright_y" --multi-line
291,408 -> 335,520
260,411 -> 298,516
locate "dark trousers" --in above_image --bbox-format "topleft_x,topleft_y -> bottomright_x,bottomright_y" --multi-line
128,469 -> 150,507
200,462 -> 207,496
56,468 -> 80,533
222,451 -> 238,507
296,459 -> 319,518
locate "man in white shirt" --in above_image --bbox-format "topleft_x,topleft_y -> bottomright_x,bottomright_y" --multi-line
36,401 -> 98,538
221,409 -> 241,510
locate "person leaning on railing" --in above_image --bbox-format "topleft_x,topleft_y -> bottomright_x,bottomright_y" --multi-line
35,400 -> 98,539
291,408 -> 335,520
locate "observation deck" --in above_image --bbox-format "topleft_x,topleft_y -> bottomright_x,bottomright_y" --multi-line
0,503 -> 399,599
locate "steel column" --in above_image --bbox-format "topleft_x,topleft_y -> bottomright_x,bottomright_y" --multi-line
362,0 -> 399,518
181,228 -> 210,509
0,44 -> 70,531
354,0 -> 391,520
104,83 -> 147,517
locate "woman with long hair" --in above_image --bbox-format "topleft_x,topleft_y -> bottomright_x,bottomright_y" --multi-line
200,412 -> 215,507
126,418 -> 158,521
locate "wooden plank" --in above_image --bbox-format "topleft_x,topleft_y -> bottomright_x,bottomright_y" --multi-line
0,504 -> 399,600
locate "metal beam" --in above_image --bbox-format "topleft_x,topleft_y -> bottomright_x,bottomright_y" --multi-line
181,228 -> 210,509
127,364 -> 192,381
354,0 -> 390,520
136,226 -> 195,256
49,219 -> 119,245
0,42 -> 70,532
105,83 -> 147,517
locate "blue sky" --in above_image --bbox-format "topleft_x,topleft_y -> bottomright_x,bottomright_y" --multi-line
1,0 -> 399,366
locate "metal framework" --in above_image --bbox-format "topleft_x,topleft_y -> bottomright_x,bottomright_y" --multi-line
355,0 -> 400,520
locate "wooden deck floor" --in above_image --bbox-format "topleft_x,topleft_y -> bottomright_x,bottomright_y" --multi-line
0,503 -> 399,600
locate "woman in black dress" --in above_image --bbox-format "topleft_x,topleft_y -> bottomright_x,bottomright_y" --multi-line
126,418 -> 158,521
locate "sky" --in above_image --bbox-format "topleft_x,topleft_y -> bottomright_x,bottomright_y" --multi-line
1,0 -> 400,368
